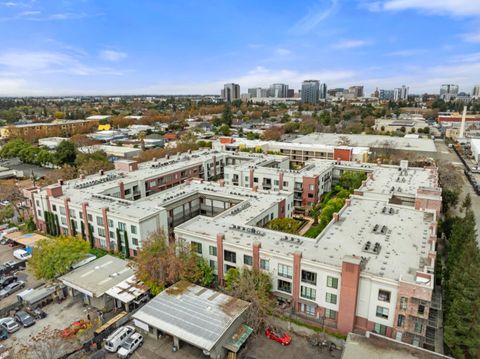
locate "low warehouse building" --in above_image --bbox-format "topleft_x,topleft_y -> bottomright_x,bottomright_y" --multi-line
59,255 -> 133,310
132,281 -> 252,359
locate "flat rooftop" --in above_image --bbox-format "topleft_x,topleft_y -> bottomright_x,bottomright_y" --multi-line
176,195 -> 434,282
132,281 -> 250,352
342,333 -> 451,359
60,255 -> 133,297
292,133 -> 437,152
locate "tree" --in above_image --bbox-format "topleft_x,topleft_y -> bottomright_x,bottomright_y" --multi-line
338,171 -> 366,192
15,326 -> 80,359
54,111 -> 65,119
0,180 -> 26,219
213,104 -> 232,127
262,126 -> 284,141
29,236 -> 90,280
309,206 -> 320,225
283,121 -> 299,134
266,218 -> 302,234
0,205 -> 14,223
217,124 -> 231,136
131,229 -> 213,294
224,268 -> 274,332
336,135 -> 352,146
55,140 -> 76,165
462,193 -> 472,210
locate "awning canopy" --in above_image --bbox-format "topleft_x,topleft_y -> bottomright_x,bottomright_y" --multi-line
6,231 -> 48,248
223,324 -> 253,353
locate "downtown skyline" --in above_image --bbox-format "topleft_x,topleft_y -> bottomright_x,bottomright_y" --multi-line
0,0 -> 480,96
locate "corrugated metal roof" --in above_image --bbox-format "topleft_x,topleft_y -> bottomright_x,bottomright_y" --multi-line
132,281 -> 249,352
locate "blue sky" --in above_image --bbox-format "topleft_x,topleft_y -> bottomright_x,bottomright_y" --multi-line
0,0 -> 479,96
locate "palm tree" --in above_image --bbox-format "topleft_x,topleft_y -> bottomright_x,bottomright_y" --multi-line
309,206 -> 321,225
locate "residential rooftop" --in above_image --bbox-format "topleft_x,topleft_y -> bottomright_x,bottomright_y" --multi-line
291,133 -> 437,152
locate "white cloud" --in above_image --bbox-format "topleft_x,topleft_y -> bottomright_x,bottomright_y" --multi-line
332,39 -> 370,49
460,32 -> 480,43
290,0 -> 338,34
385,48 -> 427,57
366,0 -> 480,16
274,48 -> 292,56
100,50 -> 127,62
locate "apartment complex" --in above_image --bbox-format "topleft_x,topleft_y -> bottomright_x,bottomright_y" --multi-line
213,137 -> 370,164
301,80 -> 320,104
26,149 -> 442,351
0,119 -> 99,139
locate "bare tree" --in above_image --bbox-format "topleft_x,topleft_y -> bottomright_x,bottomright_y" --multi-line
14,327 -> 80,359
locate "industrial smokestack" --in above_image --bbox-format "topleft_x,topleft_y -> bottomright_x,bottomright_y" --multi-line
459,106 -> 467,139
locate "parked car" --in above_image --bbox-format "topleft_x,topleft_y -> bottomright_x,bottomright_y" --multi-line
0,318 -> 20,333
14,311 -> 35,328
104,325 -> 135,352
117,333 -> 143,358
25,307 -> 47,320
12,249 -> 31,261
265,327 -> 292,346
0,281 -> 24,299
0,327 -> 7,341
0,277 -> 17,290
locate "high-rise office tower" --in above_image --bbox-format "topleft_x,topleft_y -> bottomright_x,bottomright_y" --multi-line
440,84 -> 459,100
379,89 -> 395,101
301,80 -> 320,104
269,83 -> 289,98
394,85 -> 409,101
223,83 -> 240,102
348,85 -> 364,98
319,83 -> 327,99
472,85 -> 480,99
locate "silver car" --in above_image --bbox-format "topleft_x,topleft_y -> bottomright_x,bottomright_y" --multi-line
0,317 -> 20,333
0,281 -> 24,299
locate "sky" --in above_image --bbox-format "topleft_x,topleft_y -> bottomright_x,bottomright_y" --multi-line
0,0 -> 480,96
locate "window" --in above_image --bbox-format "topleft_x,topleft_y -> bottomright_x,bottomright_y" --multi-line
309,184 -> 315,191
274,180 -> 279,186
327,276 -> 338,289
132,238 -> 138,246
378,290 -> 391,302
131,225 -> 137,234
418,304 -> 425,315
301,303 -> 316,316
260,259 -> 269,270
397,314 -> 405,327
60,206 -> 66,215
300,286 -> 316,301
209,260 -> 217,270
376,306 -> 389,319
37,210 -> 41,217
98,227 -> 106,238
108,219 -> 114,227
325,292 -> 337,304
61,217 -> 67,225
109,231 -> 115,239
118,222 -> 126,231
69,210 -> 76,218
253,177 -> 258,183
96,216 -> 104,226
79,211 -> 83,219
244,255 -> 253,266
373,323 -> 387,336
301,270 -> 317,285
191,241 -> 202,254
325,309 -> 337,320
52,204 -> 57,211
414,320 -> 423,333
277,279 -> 291,293
87,214 -> 93,221
400,297 -> 408,310
278,264 -> 292,279
224,250 -> 236,263
209,246 -> 217,256
283,181 -> 288,187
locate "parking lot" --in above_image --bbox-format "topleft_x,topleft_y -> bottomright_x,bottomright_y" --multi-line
0,244 -> 44,309
4,297 -> 88,356
102,327 -> 341,359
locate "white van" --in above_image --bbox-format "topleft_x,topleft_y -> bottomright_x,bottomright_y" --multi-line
104,325 -> 135,352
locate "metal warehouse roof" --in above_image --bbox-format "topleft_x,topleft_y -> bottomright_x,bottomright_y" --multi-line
132,281 -> 250,352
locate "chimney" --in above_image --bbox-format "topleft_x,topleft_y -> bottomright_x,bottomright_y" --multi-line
152,157 -> 157,162
333,212 -> 340,222
459,105 -> 467,138
345,198 -> 351,206
57,179 -> 64,186
252,185 -> 258,192
166,154 -> 170,160
99,169 -> 104,176
218,179 -> 225,187
79,174 -> 85,180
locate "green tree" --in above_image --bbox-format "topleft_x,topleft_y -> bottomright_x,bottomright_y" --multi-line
55,140 -> 76,165
462,193 -> 472,210
266,218 -> 302,234
217,124 -> 231,136
30,236 -> 90,280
